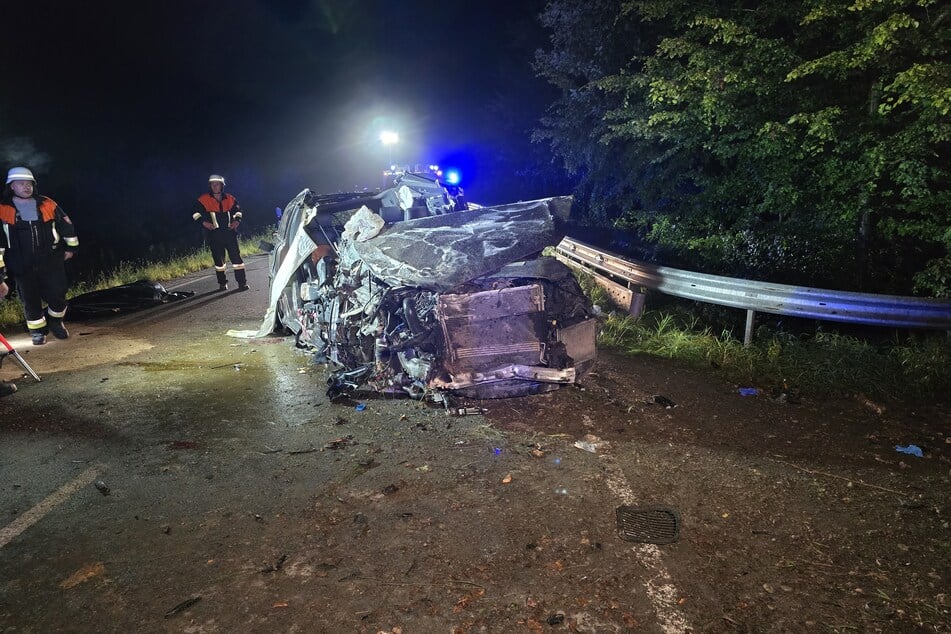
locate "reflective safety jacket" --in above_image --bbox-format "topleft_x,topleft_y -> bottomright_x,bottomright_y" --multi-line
0,196 -> 79,281
193,193 -> 243,229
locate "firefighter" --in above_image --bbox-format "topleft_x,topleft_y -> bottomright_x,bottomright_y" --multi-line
0,167 -> 78,345
192,174 -> 248,291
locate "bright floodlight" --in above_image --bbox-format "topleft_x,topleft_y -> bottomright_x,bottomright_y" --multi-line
379,130 -> 399,145
444,169 -> 461,185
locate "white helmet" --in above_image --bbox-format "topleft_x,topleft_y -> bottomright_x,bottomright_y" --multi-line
6,167 -> 35,184
208,174 -> 226,185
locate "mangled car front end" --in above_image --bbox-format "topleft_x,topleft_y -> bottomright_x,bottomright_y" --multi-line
253,176 -> 597,402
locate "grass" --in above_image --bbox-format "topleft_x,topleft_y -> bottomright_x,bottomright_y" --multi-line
579,270 -> 951,403
0,231 -> 272,329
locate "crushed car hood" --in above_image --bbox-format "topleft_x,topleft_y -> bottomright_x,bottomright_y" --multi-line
348,196 -> 572,291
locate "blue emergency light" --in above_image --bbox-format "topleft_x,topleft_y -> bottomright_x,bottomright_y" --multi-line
444,169 -> 461,185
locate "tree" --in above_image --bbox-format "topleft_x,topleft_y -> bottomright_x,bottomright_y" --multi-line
784,0 -> 951,295
534,0 -> 950,295
533,0 -> 652,224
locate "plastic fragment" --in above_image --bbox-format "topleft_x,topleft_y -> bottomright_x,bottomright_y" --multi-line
573,434 -> 608,454
894,444 -> 923,457
448,407 -> 486,416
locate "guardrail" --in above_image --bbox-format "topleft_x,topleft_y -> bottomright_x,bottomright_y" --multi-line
554,237 -> 951,346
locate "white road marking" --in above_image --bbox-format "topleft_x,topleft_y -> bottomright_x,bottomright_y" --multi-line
598,451 -> 691,633
162,273 -> 217,292
0,465 -> 102,549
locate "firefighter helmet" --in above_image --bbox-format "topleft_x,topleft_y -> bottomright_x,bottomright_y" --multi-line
208,174 -> 226,185
6,167 -> 35,184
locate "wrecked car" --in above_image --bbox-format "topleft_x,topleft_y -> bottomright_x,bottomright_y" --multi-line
252,171 -> 597,402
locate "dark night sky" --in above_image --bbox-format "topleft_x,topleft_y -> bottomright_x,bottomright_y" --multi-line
0,0 -> 555,268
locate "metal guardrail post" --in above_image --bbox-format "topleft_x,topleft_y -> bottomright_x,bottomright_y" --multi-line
744,310 -> 755,347
630,285 -> 647,318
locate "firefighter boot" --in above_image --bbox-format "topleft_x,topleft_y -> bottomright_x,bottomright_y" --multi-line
216,270 -> 228,291
30,329 -> 46,345
49,317 -> 70,340
236,268 -> 249,291
0,381 -> 16,397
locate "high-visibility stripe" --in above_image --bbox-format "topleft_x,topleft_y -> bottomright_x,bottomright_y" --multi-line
214,265 -> 227,271
47,306 -> 67,318
192,212 -> 202,221
233,263 -> 246,270
27,317 -> 47,329
64,236 -> 78,247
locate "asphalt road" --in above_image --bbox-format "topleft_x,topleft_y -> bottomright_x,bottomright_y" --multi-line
0,257 -> 684,632
1,256 -> 946,633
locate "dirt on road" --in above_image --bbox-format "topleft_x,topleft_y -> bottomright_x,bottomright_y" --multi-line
0,258 -> 948,633
484,351 -> 950,632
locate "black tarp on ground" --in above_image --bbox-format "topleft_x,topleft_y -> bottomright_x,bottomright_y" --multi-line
68,280 -> 194,319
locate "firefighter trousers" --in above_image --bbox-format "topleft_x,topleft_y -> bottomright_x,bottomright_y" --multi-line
13,256 -> 69,333
209,228 -> 246,286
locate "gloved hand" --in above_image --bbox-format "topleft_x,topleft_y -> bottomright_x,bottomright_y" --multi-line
229,221 -> 240,230
202,221 -> 215,230
0,281 -> 7,300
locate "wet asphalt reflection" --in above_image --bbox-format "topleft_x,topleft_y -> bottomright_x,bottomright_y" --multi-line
0,256 -> 678,632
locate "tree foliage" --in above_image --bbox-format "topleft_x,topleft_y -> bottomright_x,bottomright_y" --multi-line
534,0 -> 950,295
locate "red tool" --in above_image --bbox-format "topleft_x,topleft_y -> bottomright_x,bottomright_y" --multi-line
0,332 -> 41,382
